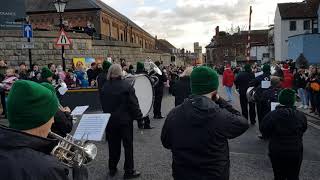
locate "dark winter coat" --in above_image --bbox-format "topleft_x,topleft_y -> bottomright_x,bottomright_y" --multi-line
234,71 -> 255,96
161,95 -> 249,180
294,73 -> 307,89
261,106 -> 307,154
51,110 -> 73,137
172,76 -> 191,106
260,87 -> 282,119
101,78 -> 143,126
249,73 -> 271,102
0,126 -> 70,180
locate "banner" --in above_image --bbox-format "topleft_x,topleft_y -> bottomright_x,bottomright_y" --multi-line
73,57 -> 96,70
0,0 -> 25,29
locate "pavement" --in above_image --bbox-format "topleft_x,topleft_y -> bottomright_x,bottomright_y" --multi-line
1,79 -> 320,180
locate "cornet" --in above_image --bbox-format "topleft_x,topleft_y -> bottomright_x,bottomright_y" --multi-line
49,132 -> 97,167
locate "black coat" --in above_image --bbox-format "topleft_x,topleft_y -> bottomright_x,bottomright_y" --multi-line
234,71 -> 255,96
172,76 -> 191,106
249,73 -> 271,102
0,126 -> 70,180
260,87 -> 282,119
51,110 -> 73,137
261,106 -> 307,154
161,96 -> 249,180
294,73 -> 307,89
154,70 -> 167,90
101,79 -> 143,126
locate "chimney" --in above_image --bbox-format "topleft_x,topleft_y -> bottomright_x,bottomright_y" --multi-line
215,26 -> 220,38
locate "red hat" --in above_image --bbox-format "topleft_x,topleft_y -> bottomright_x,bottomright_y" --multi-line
283,64 -> 289,69
226,64 -> 231,68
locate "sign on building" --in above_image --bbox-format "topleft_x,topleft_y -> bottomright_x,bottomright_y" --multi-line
0,0 -> 26,29
56,30 -> 72,46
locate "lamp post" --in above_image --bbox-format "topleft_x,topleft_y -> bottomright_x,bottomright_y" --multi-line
54,0 -> 67,71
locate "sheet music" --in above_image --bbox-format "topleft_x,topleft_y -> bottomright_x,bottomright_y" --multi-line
261,81 -> 271,89
74,114 -> 110,141
271,102 -> 280,111
255,72 -> 263,78
71,106 -> 89,116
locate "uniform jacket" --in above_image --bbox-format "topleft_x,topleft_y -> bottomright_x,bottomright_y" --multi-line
249,73 -> 271,102
172,76 -> 191,106
101,78 -> 143,126
223,69 -> 235,87
261,106 -> 307,154
234,71 -> 255,96
260,87 -> 282,119
161,96 -> 249,180
281,70 -> 294,89
0,126 -> 70,180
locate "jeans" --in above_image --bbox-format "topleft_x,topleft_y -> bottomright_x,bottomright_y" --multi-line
224,86 -> 233,102
297,88 -> 307,106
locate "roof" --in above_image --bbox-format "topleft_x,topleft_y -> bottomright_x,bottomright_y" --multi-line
26,0 -> 154,38
277,2 -> 318,19
156,39 -> 176,53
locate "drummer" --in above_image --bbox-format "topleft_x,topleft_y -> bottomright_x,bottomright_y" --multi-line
100,64 -> 143,179
136,61 -> 154,129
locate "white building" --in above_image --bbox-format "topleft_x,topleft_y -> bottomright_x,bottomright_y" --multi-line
250,45 -> 271,64
274,0 -> 319,61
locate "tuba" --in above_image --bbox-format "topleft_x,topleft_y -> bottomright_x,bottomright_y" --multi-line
49,132 -> 97,167
144,61 -> 162,87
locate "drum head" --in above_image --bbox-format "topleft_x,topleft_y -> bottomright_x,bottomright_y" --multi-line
133,75 -> 154,117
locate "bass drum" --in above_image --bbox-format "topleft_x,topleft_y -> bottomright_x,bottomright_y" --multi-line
125,75 -> 154,117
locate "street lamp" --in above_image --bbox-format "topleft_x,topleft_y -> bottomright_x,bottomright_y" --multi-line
54,0 -> 67,71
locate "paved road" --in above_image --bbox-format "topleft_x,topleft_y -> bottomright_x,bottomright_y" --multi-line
87,78 -> 320,180
1,79 -> 319,180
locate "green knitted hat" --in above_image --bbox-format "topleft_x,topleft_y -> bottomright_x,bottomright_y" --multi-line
263,64 -> 271,73
41,67 -> 53,79
137,62 -> 144,71
244,64 -> 252,73
7,80 -> 59,130
191,66 -> 219,95
278,89 -> 296,107
102,61 -> 112,72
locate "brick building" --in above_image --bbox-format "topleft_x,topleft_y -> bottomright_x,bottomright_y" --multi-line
205,26 -> 269,65
26,0 -> 155,50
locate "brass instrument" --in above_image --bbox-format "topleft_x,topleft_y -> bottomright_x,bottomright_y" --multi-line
144,61 -> 162,87
49,132 -> 97,167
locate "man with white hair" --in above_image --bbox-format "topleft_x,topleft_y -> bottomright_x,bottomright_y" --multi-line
100,64 -> 143,179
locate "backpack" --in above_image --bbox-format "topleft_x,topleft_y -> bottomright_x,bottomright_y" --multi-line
310,82 -> 320,92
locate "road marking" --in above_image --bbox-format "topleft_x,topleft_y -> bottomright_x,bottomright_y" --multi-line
308,121 -> 320,130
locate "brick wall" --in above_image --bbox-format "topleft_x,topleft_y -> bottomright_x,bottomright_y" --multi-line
0,30 -> 171,69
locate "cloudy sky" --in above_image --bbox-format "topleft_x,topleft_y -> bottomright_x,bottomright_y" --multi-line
102,0 -> 301,51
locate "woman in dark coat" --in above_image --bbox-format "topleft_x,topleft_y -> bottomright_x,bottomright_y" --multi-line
261,89 -> 307,180
173,67 -> 192,106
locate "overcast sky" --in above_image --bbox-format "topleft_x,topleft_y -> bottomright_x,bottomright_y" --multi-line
102,0 -> 301,51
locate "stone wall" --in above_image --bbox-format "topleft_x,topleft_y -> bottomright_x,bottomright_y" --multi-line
0,30 -> 171,69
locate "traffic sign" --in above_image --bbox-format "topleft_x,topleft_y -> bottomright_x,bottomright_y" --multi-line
22,42 -> 34,49
56,30 -> 72,46
23,24 -> 33,38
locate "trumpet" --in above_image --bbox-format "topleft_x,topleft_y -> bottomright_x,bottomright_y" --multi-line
49,132 -> 97,167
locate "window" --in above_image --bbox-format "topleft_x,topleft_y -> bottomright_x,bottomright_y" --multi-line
263,53 -> 270,58
304,20 -> 310,30
290,21 -> 296,31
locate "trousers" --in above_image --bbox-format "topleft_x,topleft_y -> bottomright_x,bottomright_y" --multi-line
269,151 -> 303,180
224,86 -> 233,102
239,94 -> 256,124
154,87 -> 164,117
107,123 -> 134,172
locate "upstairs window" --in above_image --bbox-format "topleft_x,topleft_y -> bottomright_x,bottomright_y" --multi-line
304,20 -> 310,30
290,21 -> 296,31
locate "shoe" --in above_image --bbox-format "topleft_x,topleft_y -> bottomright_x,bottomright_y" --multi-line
298,105 -> 303,109
304,105 -> 309,109
144,125 -> 154,129
124,170 -> 141,179
154,116 -> 164,119
258,135 -> 267,140
109,169 -> 118,177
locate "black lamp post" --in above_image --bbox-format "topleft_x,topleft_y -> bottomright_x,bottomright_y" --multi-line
54,0 -> 67,71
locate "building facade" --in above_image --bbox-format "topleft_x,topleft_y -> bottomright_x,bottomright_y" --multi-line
26,0 -> 156,50
274,0 -> 319,61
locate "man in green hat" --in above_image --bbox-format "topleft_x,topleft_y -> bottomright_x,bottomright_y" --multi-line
0,80 -> 70,179
161,66 -> 248,180
40,67 -> 54,83
261,89 -> 307,180
249,64 -> 272,139
235,64 -> 256,125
